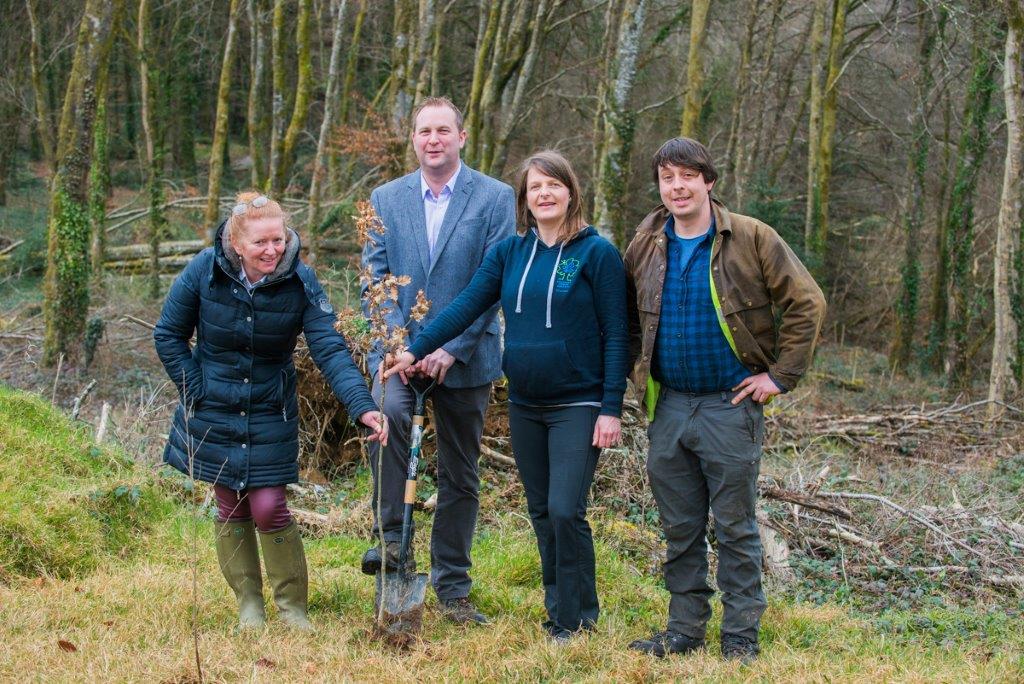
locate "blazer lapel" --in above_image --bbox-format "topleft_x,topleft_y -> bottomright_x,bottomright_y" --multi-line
429,167 -> 475,274
404,170 -> 431,277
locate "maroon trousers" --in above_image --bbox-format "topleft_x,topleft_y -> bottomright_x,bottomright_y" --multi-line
214,484 -> 291,532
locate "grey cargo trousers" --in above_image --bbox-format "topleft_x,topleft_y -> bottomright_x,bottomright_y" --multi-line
646,387 -> 767,642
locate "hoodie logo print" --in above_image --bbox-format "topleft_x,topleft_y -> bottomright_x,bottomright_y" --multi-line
555,257 -> 581,292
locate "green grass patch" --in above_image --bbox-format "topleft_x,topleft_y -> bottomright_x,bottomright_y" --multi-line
0,385 -> 173,580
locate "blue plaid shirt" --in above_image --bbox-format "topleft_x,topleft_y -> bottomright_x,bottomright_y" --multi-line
652,215 -> 751,393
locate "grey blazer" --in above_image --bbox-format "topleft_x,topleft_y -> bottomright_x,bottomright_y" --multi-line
362,164 -> 516,388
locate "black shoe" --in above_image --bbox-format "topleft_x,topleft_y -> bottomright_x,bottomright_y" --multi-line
629,630 -> 705,658
721,633 -> 759,663
360,542 -> 414,575
547,627 -> 574,645
440,597 -> 489,625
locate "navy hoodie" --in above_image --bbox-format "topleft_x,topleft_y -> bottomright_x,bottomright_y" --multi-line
407,226 -> 629,416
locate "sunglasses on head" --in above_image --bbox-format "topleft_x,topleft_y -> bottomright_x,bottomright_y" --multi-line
232,195 -> 270,215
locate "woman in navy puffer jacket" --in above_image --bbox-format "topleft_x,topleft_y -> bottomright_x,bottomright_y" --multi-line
154,192 -> 386,631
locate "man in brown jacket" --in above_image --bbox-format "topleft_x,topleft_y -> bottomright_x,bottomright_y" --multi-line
625,138 -> 825,662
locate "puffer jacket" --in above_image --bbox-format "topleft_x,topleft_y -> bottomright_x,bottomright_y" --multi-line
154,223 -> 377,490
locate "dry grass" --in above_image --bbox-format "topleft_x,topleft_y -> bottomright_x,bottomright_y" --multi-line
1,512 -> 1021,683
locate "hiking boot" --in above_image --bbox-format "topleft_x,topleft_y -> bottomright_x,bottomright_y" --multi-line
628,630 -> 705,658
721,633 -> 759,663
214,520 -> 266,631
439,597 -> 489,625
360,542 -> 416,575
258,522 -> 313,631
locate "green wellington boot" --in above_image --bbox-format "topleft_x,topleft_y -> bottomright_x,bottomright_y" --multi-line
258,521 -> 313,631
214,520 -> 267,630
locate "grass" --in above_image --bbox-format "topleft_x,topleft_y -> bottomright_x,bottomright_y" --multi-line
0,386 -> 172,580
0,389 -> 1021,681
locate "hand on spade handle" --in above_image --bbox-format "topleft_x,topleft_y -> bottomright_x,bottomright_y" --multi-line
383,350 -> 417,384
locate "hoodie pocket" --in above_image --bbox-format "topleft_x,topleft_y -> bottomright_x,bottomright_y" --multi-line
502,339 -> 583,400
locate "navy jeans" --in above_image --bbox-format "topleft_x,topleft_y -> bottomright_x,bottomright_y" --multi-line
509,403 -> 601,632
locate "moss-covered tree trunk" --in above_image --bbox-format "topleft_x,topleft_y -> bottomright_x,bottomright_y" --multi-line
137,0 -> 166,300
42,0 -> 122,366
328,0 -> 366,188
275,0 -> 313,193
891,0 -> 936,373
679,0 -> 710,138
89,69 -> 112,290
945,10 -> 1000,389
205,0 -> 243,231
803,0 -> 827,253
307,0 -> 349,261
989,3 -> 1023,404
592,0 -> 647,248
808,0 -> 850,280
463,0 -> 502,168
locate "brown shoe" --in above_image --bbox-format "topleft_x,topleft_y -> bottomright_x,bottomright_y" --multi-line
440,597 -> 489,625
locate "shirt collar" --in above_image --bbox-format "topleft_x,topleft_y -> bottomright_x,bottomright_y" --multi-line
663,213 -> 717,243
239,269 -> 266,291
421,162 -> 462,200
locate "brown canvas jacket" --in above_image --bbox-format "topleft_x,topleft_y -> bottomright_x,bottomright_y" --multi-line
624,198 -> 826,406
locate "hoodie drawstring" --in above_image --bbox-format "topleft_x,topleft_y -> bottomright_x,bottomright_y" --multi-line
544,243 -> 564,329
515,237 -> 539,314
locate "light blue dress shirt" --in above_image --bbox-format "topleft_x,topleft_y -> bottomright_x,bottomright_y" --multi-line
420,163 -> 461,257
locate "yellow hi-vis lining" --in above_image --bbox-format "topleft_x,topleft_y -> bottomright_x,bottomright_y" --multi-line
644,250 -> 743,422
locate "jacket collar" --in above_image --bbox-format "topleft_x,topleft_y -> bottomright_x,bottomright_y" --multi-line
635,197 -> 732,236
214,220 -> 302,285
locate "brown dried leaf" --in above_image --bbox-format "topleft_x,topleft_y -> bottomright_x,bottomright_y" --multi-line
255,657 -> 276,669
57,640 -> 77,653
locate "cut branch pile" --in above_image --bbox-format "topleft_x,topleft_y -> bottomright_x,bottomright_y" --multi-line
768,399 -> 1024,455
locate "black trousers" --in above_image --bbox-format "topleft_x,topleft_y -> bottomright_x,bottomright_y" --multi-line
509,403 -> 601,632
369,373 -> 490,601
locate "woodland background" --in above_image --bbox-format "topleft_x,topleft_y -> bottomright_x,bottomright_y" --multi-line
0,0 -> 1023,681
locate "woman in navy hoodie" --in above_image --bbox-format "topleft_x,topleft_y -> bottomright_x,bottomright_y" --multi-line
385,150 -> 629,641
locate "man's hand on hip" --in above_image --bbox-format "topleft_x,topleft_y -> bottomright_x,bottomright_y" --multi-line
731,372 -> 781,404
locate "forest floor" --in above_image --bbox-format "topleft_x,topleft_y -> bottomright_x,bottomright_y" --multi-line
2,173 -> 1023,681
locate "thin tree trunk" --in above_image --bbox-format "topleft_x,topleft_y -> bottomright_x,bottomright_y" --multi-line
679,0 -> 711,137
205,0 -> 243,232
26,0 -> 55,172
42,0 -> 121,366
593,0 -> 647,247
386,0 -> 416,131
308,0 -> 349,261
891,0 -> 936,373
724,0 -> 760,207
277,0 -> 313,192
804,0 -> 827,254
267,0 -> 287,193
247,0 -> 270,188
989,5 -> 1023,404
328,0 -> 366,188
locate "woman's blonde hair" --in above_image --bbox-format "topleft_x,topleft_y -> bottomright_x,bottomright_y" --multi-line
515,150 -> 587,244
226,191 -> 289,242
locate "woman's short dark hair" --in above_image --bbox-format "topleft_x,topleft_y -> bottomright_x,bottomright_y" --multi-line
515,150 -> 587,243
650,137 -> 718,185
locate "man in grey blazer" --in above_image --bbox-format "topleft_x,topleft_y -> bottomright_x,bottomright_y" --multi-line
360,96 -> 515,624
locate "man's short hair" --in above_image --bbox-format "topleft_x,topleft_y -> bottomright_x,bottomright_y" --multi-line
651,137 -> 719,184
411,96 -> 464,131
